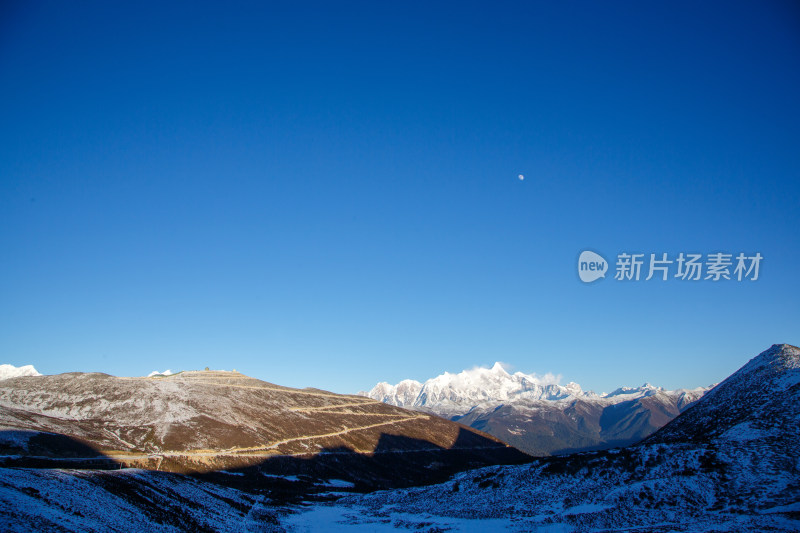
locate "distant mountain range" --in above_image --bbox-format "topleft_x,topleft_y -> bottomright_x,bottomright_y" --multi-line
360,362 -> 709,455
328,344 -> 800,531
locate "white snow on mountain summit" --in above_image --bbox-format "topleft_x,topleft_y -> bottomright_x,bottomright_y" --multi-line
367,379 -> 423,407
360,362 -> 707,417
362,362 -> 712,455
147,369 -> 175,377
411,362 -> 579,415
0,364 -> 41,380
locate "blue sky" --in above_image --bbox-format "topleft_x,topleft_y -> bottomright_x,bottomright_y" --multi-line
1,1 -> 798,394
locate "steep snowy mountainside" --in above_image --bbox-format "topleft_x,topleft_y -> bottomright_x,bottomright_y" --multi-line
648,343 -> 800,444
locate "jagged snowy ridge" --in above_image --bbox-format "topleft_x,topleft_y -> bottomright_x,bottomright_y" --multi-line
361,361 -> 711,455
361,361 -> 708,415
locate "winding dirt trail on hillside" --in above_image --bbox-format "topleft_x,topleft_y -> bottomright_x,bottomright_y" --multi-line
288,401 -> 397,413
93,413 -> 432,460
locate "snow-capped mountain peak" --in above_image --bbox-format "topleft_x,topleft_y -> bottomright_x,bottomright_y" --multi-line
361,362 -> 711,422
362,379 -> 423,406
604,383 -> 663,399
147,369 -> 175,377
490,361 -> 508,374
362,362 -> 577,416
0,364 -> 41,380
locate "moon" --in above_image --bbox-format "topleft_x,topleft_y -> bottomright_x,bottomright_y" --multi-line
518,174 -> 524,181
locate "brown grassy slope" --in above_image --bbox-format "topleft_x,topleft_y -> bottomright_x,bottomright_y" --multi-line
0,370 -> 527,477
